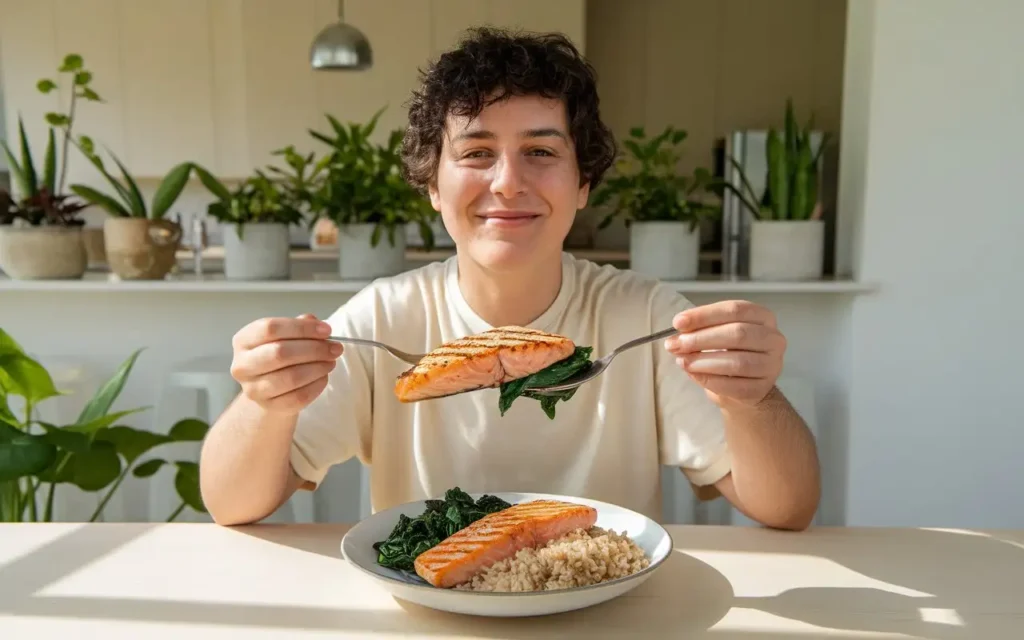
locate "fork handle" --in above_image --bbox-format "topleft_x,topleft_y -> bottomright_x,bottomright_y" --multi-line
612,327 -> 680,355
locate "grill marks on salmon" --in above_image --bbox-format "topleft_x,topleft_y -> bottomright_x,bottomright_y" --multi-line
413,499 -> 599,588
393,326 -> 575,402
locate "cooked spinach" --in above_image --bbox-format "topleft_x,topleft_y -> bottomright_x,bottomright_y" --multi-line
498,346 -> 594,419
372,487 -> 512,571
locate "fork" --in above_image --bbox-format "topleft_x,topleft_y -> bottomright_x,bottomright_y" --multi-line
326,336 -> 426,365
524,327 -> 681,395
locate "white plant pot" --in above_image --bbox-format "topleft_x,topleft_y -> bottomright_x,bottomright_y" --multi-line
338,223 -> 406,279
628,221 -> 701,280
0,225 -> 87,279
749,219 -> 824,281
223,222 -> 291,280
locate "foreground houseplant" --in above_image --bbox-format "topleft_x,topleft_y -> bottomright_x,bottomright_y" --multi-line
0,54 -> 100,280
193,147 -> 322,280
725,100 -> 831,280
0,327 -> 207,522
591,126 -> 722,280
309,108 -> 436,279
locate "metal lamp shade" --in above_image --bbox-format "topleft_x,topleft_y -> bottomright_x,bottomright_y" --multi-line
310,22 -> 372,70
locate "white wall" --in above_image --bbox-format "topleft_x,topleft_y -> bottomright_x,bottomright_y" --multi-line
841,0 -> 1024,527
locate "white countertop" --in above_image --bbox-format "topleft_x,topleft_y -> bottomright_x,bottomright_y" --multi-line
1,523 -> 1019,638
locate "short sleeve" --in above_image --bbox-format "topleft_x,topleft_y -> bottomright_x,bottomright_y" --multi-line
650,284 -> 732,490
289,287 -> 376,489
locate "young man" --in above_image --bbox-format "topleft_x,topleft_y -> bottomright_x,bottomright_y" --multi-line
199,28 -> 820,530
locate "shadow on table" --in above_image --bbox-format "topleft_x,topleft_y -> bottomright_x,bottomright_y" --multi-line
703,526 -> 1024,640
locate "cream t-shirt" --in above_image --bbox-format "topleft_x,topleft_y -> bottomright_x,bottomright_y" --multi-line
291,253 -> 731,521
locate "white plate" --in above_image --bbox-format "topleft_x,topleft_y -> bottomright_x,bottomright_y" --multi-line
340,491 -> 673,617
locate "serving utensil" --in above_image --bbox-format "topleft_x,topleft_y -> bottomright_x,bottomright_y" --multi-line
525,327 -> 680,395
327,336 -> 425,365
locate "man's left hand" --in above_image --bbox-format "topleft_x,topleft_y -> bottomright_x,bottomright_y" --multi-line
664,300 -> 786,408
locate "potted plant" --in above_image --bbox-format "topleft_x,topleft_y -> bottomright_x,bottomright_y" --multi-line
192,147 -> 322,280
309,108 -> 436,279
591,126 -> 722,281
68,142 -> 192,280
0,54 -> 101,280
725,100 -> 831,281
0,327 -> 208,522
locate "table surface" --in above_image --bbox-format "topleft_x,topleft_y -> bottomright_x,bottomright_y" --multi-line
1,523 -> 1021,639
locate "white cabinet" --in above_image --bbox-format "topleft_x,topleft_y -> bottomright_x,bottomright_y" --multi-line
0,0 -> 585,185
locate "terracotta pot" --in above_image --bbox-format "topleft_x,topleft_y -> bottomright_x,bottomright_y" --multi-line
103,217 -> 182,280
0,225 -> 87,279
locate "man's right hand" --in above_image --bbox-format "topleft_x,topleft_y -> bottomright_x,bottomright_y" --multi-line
230,313 -> 342,414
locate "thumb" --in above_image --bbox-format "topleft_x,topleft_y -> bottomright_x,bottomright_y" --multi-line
297,313 -> 319,321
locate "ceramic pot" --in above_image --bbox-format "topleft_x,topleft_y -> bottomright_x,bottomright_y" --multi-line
337,222 -> 406,279
223,222 -> 290,280
103,217 -> 182,280
748,219 -> 824,280
629,220 -> 701,280
0,225 -> 87,279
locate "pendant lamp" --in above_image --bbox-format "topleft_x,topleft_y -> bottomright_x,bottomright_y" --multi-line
310,0 -> 372,71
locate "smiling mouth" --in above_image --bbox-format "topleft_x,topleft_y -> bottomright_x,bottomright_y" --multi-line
477,211 -> 543,222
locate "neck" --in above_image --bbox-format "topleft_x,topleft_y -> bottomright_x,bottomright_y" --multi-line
456,252 -> 564,328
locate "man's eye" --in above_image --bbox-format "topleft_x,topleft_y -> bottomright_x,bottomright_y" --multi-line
528,148 -> 555,157
462,150 -> 491,159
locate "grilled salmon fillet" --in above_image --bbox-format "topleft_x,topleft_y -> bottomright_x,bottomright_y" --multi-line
393,326 -> 575,402
413,499 -> 598,588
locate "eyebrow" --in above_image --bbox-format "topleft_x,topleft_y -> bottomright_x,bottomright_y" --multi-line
452,128 -> 568,143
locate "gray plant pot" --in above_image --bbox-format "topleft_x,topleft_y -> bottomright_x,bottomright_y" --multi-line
223,222 -> 291,280
629,221 -> 701,280
0,225 -> 87,280
338,222 -> 406,279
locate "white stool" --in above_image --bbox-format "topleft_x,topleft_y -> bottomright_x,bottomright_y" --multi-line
25,355 -> 105,522
149,355 -> 316,524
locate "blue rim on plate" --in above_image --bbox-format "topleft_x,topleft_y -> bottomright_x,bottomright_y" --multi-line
340,491 -> 675,597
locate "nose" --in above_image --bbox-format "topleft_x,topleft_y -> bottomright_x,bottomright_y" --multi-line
489,153 -> 528,198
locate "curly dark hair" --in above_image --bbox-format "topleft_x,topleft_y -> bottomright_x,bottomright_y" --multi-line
401,27 -> 617,193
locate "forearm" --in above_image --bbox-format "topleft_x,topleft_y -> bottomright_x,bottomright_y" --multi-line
199,394 -> 305,526
719,387 -> 821,530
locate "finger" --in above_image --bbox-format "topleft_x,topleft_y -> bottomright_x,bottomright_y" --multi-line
260,375 -> 331,414
233,339 -> 342,380
684,371 -> 771,404
674,300 -> 777,332
665,322 -> 782,354
233,316 -> 331,350
248,361 -> 336,401
677,351 -> 777,379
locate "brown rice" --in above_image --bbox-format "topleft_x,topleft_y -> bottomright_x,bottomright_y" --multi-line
454,526 -> 650,592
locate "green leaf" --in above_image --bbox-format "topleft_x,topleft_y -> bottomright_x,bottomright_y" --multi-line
173,461 -> 206,513
150,162 -> 193,219
0,433 -> 57,482
107,150 -> 147,216
79,88 -> 102,102
0,351 -> 62,405
190,163 -> 232,202
69,184 -> 131,217
44,113 -> 70,127
67,441 -> 121,491
0,140 -> 27,197
76,348 -> 144,424
69,407 -> 148,437
60,53 -> 84,71
96,426 -> 169,464
74,71 -> 92,85
37,79 -> 57,94
168,418 -> 209,442
38,422 -> 91,454
17,116 -> 38,196
133,458 -> 166,478
43,127 -> 57,194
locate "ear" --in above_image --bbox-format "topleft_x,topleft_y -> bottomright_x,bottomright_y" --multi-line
428,182 -> 442,211
576,181 -> 590,210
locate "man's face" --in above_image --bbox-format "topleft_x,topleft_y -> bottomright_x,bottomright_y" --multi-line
428,94 -> 590,272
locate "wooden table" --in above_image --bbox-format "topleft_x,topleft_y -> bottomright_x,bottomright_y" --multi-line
1,523 -> 1021,638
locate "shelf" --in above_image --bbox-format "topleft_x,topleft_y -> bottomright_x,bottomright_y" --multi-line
0,271 -> 877,295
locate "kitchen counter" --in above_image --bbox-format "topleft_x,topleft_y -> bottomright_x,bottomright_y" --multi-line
1,522 -> 1020,638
